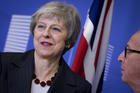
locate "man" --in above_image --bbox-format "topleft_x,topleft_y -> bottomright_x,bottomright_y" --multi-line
118,30 -> 140,93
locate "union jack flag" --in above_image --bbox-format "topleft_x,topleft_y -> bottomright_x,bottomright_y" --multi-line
71,0 -> 114,92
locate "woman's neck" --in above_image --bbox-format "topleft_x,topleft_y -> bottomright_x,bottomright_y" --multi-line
34,52 -> 60,81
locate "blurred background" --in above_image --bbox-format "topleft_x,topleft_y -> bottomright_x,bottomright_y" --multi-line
1,0 -> 140,93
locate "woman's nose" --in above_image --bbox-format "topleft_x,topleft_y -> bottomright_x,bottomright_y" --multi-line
118,51 -> 125,63
43,28 -> 51,38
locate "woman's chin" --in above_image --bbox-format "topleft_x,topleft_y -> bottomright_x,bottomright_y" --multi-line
35,51 -> 50,58
40,53 -> 51,58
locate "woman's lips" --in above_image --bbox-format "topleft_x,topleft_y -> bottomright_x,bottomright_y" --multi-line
40,41 -> 53,47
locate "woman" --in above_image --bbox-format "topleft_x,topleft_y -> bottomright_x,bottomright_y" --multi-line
0,1 -> 91,93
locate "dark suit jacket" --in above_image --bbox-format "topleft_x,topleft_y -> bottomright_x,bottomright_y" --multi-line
0,50 -> 91,93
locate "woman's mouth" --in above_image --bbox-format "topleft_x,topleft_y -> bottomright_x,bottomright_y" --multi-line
41,41 -> 53,47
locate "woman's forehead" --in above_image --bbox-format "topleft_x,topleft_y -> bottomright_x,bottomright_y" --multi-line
39,14 -> 63,22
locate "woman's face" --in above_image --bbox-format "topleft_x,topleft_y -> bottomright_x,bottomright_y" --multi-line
34,16 -> 67,58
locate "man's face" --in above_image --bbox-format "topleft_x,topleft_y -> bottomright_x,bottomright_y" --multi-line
118,32 -> 140,86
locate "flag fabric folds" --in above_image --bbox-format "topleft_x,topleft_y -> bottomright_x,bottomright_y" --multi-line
71,0 -> 114,92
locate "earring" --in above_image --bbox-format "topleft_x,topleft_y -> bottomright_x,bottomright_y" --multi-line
65,42 -> 71,49
66,44 -> 71,49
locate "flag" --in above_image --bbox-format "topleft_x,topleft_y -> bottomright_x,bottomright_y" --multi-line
71,0 -> 114,92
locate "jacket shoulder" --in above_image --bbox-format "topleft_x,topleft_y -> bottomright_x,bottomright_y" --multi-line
69,67 -> 91,91
62,61 -> 91,92
0,50 -> 34,65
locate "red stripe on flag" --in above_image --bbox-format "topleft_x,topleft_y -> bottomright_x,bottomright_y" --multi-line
94,0 -> 112,70
71,29 -> 88,78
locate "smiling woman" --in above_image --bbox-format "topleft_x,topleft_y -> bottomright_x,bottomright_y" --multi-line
0,1 -> 91,93
34,16 -> 68,58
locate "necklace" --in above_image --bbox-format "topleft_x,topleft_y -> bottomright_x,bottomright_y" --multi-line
32,74 -> 55,87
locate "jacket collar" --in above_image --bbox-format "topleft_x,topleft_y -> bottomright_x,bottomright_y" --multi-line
7,50 -> 35,93
48,58 -> 77,93
8,50 -> 77,93
10,50 -> 35,68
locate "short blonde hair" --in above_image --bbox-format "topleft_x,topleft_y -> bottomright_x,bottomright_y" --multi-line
30,2 -> 81,51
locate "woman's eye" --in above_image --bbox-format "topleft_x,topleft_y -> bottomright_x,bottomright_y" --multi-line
52,27 -> 61,32
36,24 -> 46,31
37,25 -> 45,28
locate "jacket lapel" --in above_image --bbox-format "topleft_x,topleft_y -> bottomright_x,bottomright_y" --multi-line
6,51 -> 77,93
7,50 -> 34,93
48,58 -> 77,93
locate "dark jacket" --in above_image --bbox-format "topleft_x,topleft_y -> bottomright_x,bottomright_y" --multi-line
0,50 -> 91,93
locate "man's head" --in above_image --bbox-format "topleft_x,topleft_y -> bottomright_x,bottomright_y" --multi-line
118,30 -> 140,91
